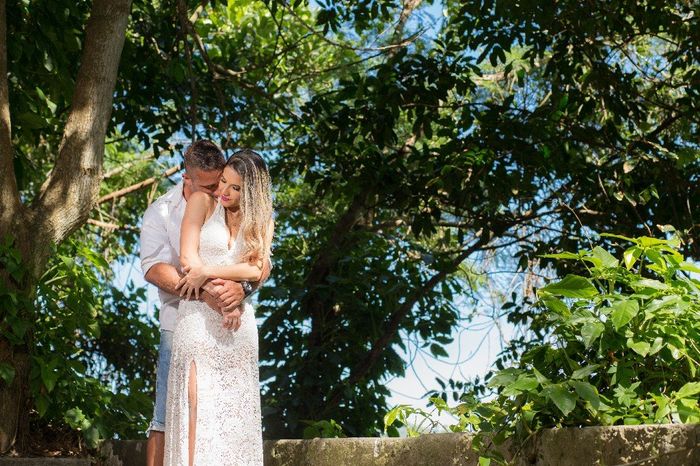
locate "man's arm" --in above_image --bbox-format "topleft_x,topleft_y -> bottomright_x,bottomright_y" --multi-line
144,262 -> 180,296
145,263 -> 221,313
140,204 -> 219,313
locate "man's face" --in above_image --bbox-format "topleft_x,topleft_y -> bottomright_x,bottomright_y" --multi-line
183,167 -> 222,196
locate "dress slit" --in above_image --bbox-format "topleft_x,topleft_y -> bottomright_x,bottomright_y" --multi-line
187,360 -> 198,466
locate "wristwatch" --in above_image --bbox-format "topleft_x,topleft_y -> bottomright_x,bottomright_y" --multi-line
241,280 -> 254,297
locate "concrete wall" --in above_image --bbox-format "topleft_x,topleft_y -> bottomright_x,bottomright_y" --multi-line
2,424 -> 698,465
262,425 -> 700,466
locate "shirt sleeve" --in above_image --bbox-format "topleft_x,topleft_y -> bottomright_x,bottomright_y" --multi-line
140,202 -> 173,277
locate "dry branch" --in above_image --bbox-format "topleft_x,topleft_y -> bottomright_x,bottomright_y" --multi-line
98,164 -> 181,205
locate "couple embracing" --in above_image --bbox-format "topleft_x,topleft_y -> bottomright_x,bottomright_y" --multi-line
139,140 -> 273,465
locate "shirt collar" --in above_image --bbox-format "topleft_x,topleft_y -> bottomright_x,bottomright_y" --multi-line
163,181 -> 185,207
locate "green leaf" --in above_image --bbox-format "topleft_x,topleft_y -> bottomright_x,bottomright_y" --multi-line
623,247 -> 642,270
479,457 -> 491,466
679,261 -> 700,274
591,246 -> 619,268
540,252 -> 580,260
64,407 -> 86,429
610,299 -> 639,330
35,395 -> 50,417
600,233 -> 636,243
488,368 -> 520,388
384,405 -> 409,430
649,337 -> 664,355
84,426 -> 100,447
654,396 -> 671,422
571,364 -> 599,380
429,343 -> 449,358
638,237 -> 668,248
569,380 -> 600,409
532,367 -> 551,385
0,362 -> 15,385
675,382 -> 700,400
543,384 -> 577,416
626,339 -> 650,357
633,279 -> 669,291
676,398 -> 700,423
539,275 -> 598,299
41,364 -> 59,393
502,376 -> 539,396
540,296 -> 571,316
581,321 -> 605,347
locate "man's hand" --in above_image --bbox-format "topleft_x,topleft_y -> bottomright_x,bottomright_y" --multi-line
209,278 -> 245,312
201,291 -> 222,315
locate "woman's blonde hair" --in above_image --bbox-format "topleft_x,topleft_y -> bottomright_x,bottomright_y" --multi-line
226,149 -> 274,266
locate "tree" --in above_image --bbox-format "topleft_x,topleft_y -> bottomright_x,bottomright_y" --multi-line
255,0 -> 700,436
3,0 -> 700,449
0,0 -> 369,451
0,0 -> 132,452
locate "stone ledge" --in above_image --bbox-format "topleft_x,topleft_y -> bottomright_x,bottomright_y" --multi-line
3,424 -> 699,465
0,460 -> 89,466
263,424 -> 700,466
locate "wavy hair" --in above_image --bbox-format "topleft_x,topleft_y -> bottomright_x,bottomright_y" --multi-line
226,149 -> 274,266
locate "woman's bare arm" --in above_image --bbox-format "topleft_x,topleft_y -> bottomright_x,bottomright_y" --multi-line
177,191 -> 214,299
201,261 -> 264,282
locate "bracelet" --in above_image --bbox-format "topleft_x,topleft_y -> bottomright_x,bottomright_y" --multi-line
241,280 -> 254,297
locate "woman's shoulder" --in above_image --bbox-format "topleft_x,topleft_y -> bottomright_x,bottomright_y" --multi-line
184,191 -> 219,222
189,190 -> 217,205
188,191 -> 218,211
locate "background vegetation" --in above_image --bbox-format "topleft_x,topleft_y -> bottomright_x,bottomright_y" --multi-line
0,0 -> 698,454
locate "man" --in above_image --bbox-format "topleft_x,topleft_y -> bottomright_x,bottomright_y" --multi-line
139,140 -> 269,466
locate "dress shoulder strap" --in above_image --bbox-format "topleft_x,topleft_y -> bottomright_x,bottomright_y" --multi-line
202,196 -> 225,228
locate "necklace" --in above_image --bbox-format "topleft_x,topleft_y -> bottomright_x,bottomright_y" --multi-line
225,209 -> 241,231
224,209 -> 241,249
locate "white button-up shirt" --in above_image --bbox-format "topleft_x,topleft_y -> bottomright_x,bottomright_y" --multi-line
139,181 -> 187,331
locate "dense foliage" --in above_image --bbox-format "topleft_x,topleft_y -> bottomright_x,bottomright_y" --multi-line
386,235 -> 700,463
2,0 -> 700,450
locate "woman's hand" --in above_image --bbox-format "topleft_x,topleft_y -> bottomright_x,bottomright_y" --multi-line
175,265 -> 209,300
222,307 -> 242,331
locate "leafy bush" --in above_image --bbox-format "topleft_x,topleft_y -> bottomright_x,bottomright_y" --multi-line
1,236 -> 157,449
301,419 -> 346,439
385,234 -> 700,464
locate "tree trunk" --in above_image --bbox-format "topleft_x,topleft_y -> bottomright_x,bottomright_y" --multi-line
0,0 -> 133,453
0,344 -> 30,453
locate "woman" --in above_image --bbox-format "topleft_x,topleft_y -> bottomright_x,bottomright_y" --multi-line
164,149 -> 273,466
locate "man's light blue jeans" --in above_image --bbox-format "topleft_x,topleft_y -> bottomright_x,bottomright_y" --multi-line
147,329 -> 173,435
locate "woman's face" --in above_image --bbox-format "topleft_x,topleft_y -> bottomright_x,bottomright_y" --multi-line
217,165 -> 242,208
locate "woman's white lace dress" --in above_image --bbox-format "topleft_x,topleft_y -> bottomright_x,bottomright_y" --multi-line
164,201 -> 263,465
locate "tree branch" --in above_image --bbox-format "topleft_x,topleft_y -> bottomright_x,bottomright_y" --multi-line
0,0 -> 21,232
322,232 -> 492,412
281,2 -> 425,54
98,164 -> 181,205
392,0 -> 423,47
33,0 -> 132,250
102,153 -> 156,179
87,218 -> 137,231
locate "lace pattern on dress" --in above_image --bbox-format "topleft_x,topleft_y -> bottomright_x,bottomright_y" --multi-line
164,201 -> 263,465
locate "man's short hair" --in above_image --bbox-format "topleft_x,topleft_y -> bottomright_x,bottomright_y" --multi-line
183,140 -> 226,172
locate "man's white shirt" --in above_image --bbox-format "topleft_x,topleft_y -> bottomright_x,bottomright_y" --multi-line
139,181 -> 187,332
